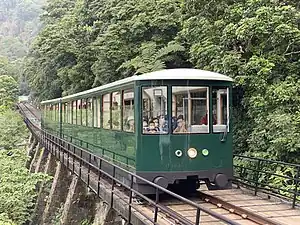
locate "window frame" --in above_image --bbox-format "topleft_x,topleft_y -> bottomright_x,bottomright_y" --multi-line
102,93 -> 111,130
171,85 -> 210,135
212,86 -> 230,134
141,85 -> 169,135
111,91 -> 122,131
122,88 -> 135,133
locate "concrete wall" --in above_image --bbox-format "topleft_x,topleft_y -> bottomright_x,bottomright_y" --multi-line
27,136 -> 124,225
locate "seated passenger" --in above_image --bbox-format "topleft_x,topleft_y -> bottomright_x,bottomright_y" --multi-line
126,116 -> 134,132
143,120 -> 148,128
153,117 -> 159,129
159,115 -> 169,132
173,116 -> 187,133
200,113 -> 217,125
145,120 -> 159,133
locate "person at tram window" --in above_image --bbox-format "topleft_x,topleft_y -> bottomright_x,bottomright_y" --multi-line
200,112 -> 217,125
127,116 -> 134,132
142,116 -> 148,128
173,115 -> 187,133
159,115 -> 168,132
146,120 -> 159,133
143,119 -> 148,128
112,101 -> 120,128
153,117 -> 159,129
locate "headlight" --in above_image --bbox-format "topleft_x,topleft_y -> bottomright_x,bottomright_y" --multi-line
187,148 -> 197,158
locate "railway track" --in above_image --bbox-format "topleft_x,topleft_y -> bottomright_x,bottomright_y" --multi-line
157,188 -> 288,225
197,190 -> 284,225
19,103 -> 299,225
18,102 -> 41,126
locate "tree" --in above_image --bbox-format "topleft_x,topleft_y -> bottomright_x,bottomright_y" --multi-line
179,0 -> 300,162
0,75 -> 18,108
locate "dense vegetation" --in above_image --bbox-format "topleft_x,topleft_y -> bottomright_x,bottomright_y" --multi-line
25,0 -> 300,163
0,75 -> 49,225
0,0 -> 45,95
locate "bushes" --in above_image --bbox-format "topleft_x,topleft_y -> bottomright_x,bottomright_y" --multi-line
0,149 -> 49,224
0,75 -> 50,224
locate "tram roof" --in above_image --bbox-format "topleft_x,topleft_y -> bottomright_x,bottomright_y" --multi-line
41,68 -> 233,104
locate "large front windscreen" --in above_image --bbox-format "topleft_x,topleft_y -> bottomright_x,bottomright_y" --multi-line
172,86 -> 209,134
141,85 -> 229,135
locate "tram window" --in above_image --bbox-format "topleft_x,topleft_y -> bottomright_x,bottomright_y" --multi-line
93,97 -> 98,128
123,89 -> 134,132
65,102 -> 69,123
62,103 -> 65,123
97,97 -> 101,128
103,93 -> 111,129
86,98 -> 93,127
82,99 -> 87,126
66,102 -> 70,123
77,99 -> 82,125
65,102 -> 68,123
72,101 -> 76,124
75,100 -> 80,125
172,86 -> 209,134
112,91 -> 121,130
142,86 -> 168,134
212,87 -> 229,133
55,103 -> 59,122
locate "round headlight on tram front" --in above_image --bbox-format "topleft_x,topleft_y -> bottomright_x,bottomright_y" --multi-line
187,148 -> 197,159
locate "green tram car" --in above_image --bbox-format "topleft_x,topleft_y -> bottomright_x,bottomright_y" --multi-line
41,68 -> 233,194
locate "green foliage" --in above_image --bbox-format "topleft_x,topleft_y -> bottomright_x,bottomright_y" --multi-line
0,213 -> 16,225
234,156 -> 300,202
0,75 -> 18,108
0,107 -> 50,224
119,42 -> 185,74
180,0 -> 300,162
25,0 -> 300,163
0,0 -> 45,96
0,149 -> 50,225
0,109 -> 27,149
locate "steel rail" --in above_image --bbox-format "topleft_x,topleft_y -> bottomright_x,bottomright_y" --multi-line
198,191 -> 284,225
18,103 -> 241,225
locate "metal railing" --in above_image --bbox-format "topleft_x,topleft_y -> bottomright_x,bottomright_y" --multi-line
234,154 -> 300,208
62,133 -> 136,170
19,104 -> 240,225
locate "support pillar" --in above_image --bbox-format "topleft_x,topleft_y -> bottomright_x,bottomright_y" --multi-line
29,142 -> 40,172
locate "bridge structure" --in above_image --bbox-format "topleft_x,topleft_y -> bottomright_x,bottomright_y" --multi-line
18,103 -> 300,225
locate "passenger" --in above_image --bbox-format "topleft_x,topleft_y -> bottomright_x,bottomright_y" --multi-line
200,113 -> 217,125
171,116 -> 177,130
158,115 -> 165,128
127,116 -> 134,132
143,120 -> 148,127
153,117 -> 159,129
159,115 -> 168,132
146,120 -> 159,133
173,116 -> 187,133
142,116 -> 148,127
200,114 -> 208,125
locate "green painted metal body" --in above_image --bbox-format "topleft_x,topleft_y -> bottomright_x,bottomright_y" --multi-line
41,78 -> 233,182
135,80 -> 233,174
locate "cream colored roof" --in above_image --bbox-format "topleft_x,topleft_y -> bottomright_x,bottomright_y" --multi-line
41,68 -> 233,104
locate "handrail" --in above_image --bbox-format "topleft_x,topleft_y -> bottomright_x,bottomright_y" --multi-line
234,154 -> 300,208
19,103 -> 240,225
234,154 -> 300,168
